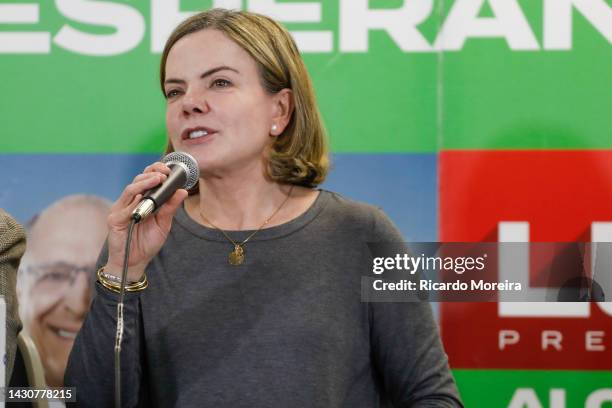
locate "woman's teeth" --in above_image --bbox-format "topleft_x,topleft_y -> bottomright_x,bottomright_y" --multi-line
189,130 -> 209,139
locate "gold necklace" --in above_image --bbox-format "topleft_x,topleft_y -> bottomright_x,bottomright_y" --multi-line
199,185 -> 294,265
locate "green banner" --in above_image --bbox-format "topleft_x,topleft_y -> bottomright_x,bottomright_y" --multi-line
454,369 -> 612,407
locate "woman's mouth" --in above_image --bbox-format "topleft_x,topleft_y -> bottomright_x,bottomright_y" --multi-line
181,126 -> 218,141
189,129 -> 209,139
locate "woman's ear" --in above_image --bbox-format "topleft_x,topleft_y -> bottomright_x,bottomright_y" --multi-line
270,88 -> 294,136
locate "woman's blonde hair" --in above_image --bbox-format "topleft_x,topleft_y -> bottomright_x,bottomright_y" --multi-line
160,8 -> 329,190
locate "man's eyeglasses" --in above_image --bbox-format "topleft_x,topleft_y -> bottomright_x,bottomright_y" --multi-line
24,262 -> 96,292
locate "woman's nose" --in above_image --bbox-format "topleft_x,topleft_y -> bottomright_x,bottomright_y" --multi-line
182,89 -> 210,115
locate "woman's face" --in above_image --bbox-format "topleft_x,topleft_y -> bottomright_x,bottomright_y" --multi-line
164,29 -> 282,176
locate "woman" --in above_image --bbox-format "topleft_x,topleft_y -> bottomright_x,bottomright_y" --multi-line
65,9 -> 462,407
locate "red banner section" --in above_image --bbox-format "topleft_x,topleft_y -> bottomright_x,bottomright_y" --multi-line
439,150 -> 612,370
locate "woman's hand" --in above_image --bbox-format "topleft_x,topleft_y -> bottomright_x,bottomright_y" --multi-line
105,162 -> 189,282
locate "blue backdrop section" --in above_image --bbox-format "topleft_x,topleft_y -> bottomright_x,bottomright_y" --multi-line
0,153 -> 159,223
324,153 -> 437,242
0,153 -> 436,241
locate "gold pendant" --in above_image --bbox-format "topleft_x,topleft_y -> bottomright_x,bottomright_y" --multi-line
229,244 -> 245,265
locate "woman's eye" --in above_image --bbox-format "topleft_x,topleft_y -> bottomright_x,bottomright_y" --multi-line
212,79 -> 231,88
165,89 -> 181,98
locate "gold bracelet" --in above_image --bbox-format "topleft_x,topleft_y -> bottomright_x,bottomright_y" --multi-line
96,266 -> 148,293
97,266 -> 146,285
98,277 -> 148,292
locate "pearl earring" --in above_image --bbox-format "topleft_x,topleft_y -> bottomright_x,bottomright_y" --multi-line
271,124 -> 278,132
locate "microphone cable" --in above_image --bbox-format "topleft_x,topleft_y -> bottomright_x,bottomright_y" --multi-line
115,218 -> 137,408
112,151 -> 198,406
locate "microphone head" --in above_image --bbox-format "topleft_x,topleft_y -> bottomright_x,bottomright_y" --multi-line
161,151 -> 200,190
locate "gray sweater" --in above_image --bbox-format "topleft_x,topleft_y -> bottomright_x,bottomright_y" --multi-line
65,190 -> 462,407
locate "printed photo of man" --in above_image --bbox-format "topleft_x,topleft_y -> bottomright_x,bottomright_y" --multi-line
17,195 -> 110,387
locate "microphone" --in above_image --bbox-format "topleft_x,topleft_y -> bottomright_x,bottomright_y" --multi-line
131,151 -> 200,222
